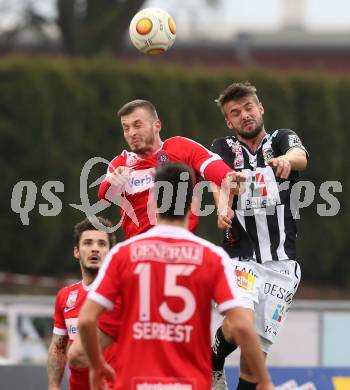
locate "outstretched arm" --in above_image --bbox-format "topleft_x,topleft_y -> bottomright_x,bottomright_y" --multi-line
268,147 -> 307,179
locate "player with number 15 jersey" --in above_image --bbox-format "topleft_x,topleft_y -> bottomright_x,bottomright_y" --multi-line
88,225 -> 242,390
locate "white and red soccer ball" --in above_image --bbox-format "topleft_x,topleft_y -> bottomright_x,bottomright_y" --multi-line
129,8 -> 176,55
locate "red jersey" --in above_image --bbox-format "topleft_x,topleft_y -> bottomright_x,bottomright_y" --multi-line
98,136 -> 232,238
53,281 -> 120,388
88,225 -> 243,390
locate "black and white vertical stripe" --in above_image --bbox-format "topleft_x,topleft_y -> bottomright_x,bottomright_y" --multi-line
211,130 -> 306,263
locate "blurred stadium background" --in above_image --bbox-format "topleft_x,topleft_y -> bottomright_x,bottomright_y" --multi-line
0,0 -> 349,389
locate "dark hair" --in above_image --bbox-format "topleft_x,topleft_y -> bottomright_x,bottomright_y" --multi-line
215,81 -> 259,114
117,99 -> 158,119
73,217 -> 116,248
154,163 -> 194,221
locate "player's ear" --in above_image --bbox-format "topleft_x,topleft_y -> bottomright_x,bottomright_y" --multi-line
259,102 -> 264,115
153,119 -> 162,134
73,246 -> 80,260
225,118 -> 233,129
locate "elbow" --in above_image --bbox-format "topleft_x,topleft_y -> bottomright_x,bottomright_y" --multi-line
297,155 -> 308,171
98,180 -> 110,200
232,319 -> 252,341
301,158 -> 308,171
290,157 -> 307,172
67,342 -> 89,368
227,316 -> 255,345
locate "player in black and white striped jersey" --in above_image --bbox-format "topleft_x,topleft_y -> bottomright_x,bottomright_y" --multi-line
210,82 -> 308,390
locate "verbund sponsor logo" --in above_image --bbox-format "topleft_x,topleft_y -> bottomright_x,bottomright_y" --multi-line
125,168 -> 155,194
128,175 -> 153,187
65,318 -> 78,340
131,241 -> 203,264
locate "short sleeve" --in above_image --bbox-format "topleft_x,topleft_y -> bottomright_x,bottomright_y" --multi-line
53,289 -> 67,336
271,129 -> 308,157
88,248 -> 123,310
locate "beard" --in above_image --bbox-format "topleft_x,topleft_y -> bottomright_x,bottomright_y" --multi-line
235,118 -> 264,140
130,131 -> 155,154
82,264 -> 99,278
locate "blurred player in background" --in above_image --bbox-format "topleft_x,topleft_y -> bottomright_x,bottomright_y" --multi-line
98,99 -> 245,238
47,217 -> 119,390
210,82 -> 308,390
78,163 -> 275,390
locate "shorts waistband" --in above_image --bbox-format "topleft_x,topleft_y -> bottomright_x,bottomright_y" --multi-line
232,256 -> 254,262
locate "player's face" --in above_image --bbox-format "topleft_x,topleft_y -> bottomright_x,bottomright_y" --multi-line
74,230 -> 110,273
121,108 -> 161,155
223,96 -> 264,140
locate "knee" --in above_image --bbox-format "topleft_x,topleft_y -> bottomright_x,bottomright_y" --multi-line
222,316 -> 238,345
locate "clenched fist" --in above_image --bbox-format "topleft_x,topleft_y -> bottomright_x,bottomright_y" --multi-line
107,166 -> 133,188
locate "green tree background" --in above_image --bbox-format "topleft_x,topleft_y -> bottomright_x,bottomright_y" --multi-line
0,58 -> 347,290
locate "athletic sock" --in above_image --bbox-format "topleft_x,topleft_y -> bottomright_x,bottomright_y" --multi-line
236,377 -> 257,389
212,326 -> 238,371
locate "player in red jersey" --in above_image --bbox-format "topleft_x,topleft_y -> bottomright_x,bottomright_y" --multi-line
98,99 -> 245,238
79,163 -> 274,390
47,217 -> 119,390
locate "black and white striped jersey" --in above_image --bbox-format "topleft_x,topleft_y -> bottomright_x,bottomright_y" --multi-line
211,129 -> 307,263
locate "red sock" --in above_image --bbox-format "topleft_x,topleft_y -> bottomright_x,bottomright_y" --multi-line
69,365 -> 90,390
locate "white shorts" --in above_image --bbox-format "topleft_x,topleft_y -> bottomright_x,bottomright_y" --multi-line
229,258 -> 301,353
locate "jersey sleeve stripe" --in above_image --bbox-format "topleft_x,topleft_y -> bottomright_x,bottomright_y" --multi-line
199,155 -> 222,177
53,327 -> 68,336
88,291 -> 114,310
285,145 -> 309,157
218,299 -> 244,314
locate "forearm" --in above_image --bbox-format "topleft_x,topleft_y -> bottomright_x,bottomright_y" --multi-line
79,318 -> 103,369
211,184 -> 221,208
226,309 -> 271,385
203,159 -> 233,186
233,325 -> 271,384
285,148 -> 307,171
211,183 -> 234,215
47,345 -> 67,389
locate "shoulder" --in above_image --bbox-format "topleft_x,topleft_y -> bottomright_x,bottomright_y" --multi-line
271,128 -> 305,149
109,151 -> 127,167
56,281 -> 81,299
212,135 -> 235,146
165,136 -> 195,146
164,137 -> 212,157
184,232 -> 230,261
211,135 -> 237,152
271,128 -> 300,139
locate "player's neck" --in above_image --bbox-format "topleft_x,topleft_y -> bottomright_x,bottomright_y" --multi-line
157,217 -> 188,229
237,128 -> 267,153
81,271 -> 97,287
138,137 -> 163,158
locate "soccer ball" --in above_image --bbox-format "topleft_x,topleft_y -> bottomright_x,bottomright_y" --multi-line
129,8 -> 176,55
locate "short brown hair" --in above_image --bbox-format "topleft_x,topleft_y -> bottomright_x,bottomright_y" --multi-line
117,99 -> 158,119
154,163 -> 195,221
215,81 -> 259,114
73,217 -> 116,248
